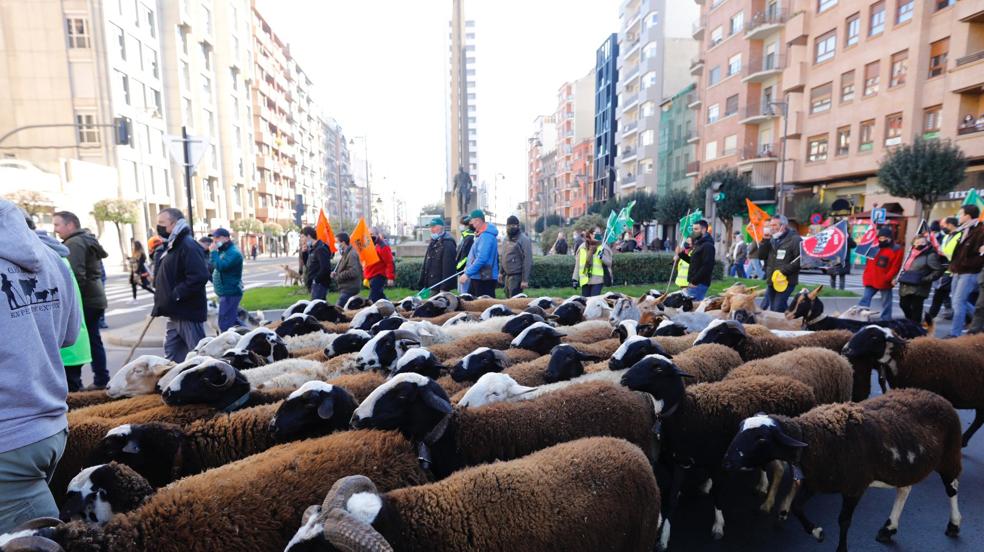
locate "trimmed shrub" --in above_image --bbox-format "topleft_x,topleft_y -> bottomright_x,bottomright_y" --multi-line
394,253 -> 723,290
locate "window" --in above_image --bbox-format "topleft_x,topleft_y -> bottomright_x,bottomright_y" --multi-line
836,126 -> 851,155
202,76 -> 212,101
864,60 -> 880,96
642,130 -> 655,146
846,14 -> 860,46
142,5 -> 156,37
183,98 -> 193,127
149,88 -> 162,114
646,11 -> 659,28
859,119 -> 875,151
642,42 -> 658,60
840,70 -> 855,102
936,0 -> 955,10
66,17 -> 90,48
115,70 -> 131,105
707,103 -> 720,123
705,141 -> 718,160
642,71 -> 657,88
200,43 -> 212,71
924,106 -> 942,136
75,113 -> 99,144
818,0 -> 837,13
885,112 -> 903,145
725,94 -> 739,116
730,12 -> 744,35
179,27 -> 189,55
727,54 -> 742,76
111,24 -> 125,59
710,26 -> 723,47
896,0 -> 914,24
870,1 -> 885,36
723,135 -> 737,155
708,66 -> 721,86
642,102 -> 656,117
807,134 -> 829,162
889,50 -> 907,87
815,29 -> 836,63
929,38 -> 948,77
180,60 -> 190,90
146,48 -> 159,78
810,83 -> 833,113
202,4 -> 212,34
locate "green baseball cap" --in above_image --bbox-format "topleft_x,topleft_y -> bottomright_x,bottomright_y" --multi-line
428,217 -> 445,227
469,209 -> 485,221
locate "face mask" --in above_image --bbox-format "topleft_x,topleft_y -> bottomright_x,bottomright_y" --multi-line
431,233 -> 441,240
156,225 -> 170,239
913,243 -> 926,250
878,239 -> 891,248
507,226 -> 519,238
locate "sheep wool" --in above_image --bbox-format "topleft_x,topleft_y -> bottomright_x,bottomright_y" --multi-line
428,332 -> 515,363
67,390 -> 124,410
653,334 -> 697,356
324,371 -> 388,403
725,348 -> 853,405
740,330 -> 853,361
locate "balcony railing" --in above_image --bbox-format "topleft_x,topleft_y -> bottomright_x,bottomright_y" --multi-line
622,146 -> 637,158
623,120 -> 639,133
691,16 -> 706,38
686,161 -> 700,175
622,174 -> 637,184
741,102 -> 780,121
684,129 -> 698,142
740,143 -> 780,162
957,121 -> 984,135
622,92 -> 639,107
956,50 -> 984,67
690,57 -> 704,75
743,54 -> 785,81
745,2 -> 789,38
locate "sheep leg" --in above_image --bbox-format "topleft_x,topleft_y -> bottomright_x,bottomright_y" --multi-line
942,477 -> 961,537
777,469 -> 801,521
790,486 -> 822,542
835,494 -> 862,552
876,486 -> 911,543
876,366 -> 888,394
961,409 -> 984,448
656,464 -> 688,552
760,460 -> 785,514
710,470 -> 727,540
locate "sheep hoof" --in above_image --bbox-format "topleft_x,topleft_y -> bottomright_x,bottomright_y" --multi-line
759,500 -> 774,514
778,510 -> 789,522
711,528 -> 724,541
811,527 -> 824,543
946,522 -> 960,538
876,525 -> 897,543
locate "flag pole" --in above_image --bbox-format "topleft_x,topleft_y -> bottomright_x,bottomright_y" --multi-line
665,208 -> 693,294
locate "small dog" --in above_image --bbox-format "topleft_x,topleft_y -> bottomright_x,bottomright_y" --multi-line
283,265 -> 303,286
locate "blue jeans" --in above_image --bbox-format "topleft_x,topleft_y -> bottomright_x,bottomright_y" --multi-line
950,272 -> 979,336
748,258 -> 764,279
468,279 -> 497,298
311,282 -> 328,301
762,285 -> 793,313
337,290 -> 356,308
581,283 -> 603,297
218,294 -> 243,331
858,286 -> 894,321
0,429 -> 67,534
64,307 -> 108,391
368,276 -> 387,302
728,262 -> 747,278
685,284 -> 709,301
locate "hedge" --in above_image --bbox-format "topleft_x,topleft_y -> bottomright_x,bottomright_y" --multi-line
394,253 -> 723,289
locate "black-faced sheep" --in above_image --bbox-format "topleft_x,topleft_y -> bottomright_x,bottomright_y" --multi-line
724,348 -> 853,405
368,315 -> 406,335
500,312 -> 546,337
325,329 -> 372,358
160,359 -> 292,412
842,327 -> 984,445
609,335 -> 671,370
8,430 -> 429,552
480,304 -> 514,319
352,373 -> 661,479
693,319 -> 852,361
303,299 -> 348,322
448,347 -> 542,382
221,327 -> 289,368
786,286 -> 926,337
282,299 -> 311,319
59,462 -> 155,525
510,320 -> 613,354
91,383 -> 358,487
723,389 -> 963,552
286,437 -> 661,552
388,348 -> 447,380
550,300 -> 584,326
354,330 -> 421,372
276,313 -> 326,338
620,356 -> 817,547
350,305 -> 385,331
344,295 -> 371,311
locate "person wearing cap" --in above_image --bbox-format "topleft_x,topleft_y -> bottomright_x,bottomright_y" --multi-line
332,232 -> 363,307
858,226 -> 904,320
499,215 -> 533,298
419,217 -> 457,293
572,230 -> 612,297
762,215 -> 802,313
454,215 -> 476,293
364,227 -> 395,302
209,228 -> 244,331
459,209 -> 499,297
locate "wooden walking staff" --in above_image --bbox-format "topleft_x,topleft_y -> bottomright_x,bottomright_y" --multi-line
123,316 -> 157,364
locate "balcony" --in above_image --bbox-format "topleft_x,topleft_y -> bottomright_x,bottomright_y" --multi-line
958,0 -> 984,22
745,2 -> 789,40
692,16 -> 706,40
783,60 -> 807,93
690,57 -> 704,76
742,54 -> 785,83
685,129 -> 699,144
958,119 -> 984,136
737,143 -> 780,167
622,120 -> 639,135
956,49 -> 984,68
621,173 -> 637,186
622,147 -> 638,161
687,96 -> 702,110
622,63 -> 641,83
621,92 -> 640,110
621,37 -> 641,60
739,102 -> 780,125
950,52 -> 984,93
685,160 -> 700,177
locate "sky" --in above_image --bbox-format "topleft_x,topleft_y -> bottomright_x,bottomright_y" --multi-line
255,0 -> 620,223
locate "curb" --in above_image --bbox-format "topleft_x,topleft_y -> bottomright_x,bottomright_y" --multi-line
103,332 -> 164,348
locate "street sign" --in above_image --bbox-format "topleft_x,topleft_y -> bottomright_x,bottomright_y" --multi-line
872,207 -> 887,224
167,133 -> 209,168
810,213 -> 822,225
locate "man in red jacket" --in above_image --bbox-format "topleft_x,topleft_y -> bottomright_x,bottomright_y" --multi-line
858,227 -> 904,320
364,227 -> 395,302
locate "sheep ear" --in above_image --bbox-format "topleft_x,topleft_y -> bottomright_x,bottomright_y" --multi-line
808,285 -> 824,300
420,386 -> 452,415
317,397 -> 335,420
775,431 -> 807,448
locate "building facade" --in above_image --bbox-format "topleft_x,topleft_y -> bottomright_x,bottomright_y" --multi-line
658,82 -> 698,194
616,0 -> 699,197
526,114 -> 557,225
593,33 -> 620,206
448,0 -> 478,187
552,71 -> 596,222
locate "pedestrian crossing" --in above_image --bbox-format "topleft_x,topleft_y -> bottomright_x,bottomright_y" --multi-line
103,270 -> 286,318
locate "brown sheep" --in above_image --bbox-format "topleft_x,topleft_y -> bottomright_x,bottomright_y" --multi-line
725,348 -> 853,405
66,390 -> 122,410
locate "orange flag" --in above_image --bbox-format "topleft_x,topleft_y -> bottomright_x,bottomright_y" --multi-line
350,217 -> 380,267
315,209 -> 337,253
746,198 -> 770,243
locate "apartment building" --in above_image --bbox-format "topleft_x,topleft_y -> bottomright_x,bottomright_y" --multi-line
527,115 -> 557,223
616,0 -> 699,197
571,139 -> 595,219
594,33 -> 620,205
448,0 -> 479,188
692,0 -> 984,230
552,71 -> 595,222
290,65 -> 326,226
658,82 -> 698,194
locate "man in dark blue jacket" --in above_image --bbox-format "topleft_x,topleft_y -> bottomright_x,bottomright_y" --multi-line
152,208 -> 210,361
675,219 -> 715,301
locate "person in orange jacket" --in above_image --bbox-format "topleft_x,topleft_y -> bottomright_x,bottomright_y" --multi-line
858,227 -> 904,320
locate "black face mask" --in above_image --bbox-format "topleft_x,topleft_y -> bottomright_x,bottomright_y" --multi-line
507,226 -> 519,238
913,244 -> 926,250
156,225 -> 170,239
878,239 -> 892,248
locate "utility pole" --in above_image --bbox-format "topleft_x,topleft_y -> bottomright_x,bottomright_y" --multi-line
182,126 -> 194,224
770,98 -> 790,216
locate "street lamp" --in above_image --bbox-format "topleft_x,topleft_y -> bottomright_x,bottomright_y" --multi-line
769,97 -> 790,216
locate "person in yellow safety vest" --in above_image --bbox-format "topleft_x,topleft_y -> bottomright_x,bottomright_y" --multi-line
928,216 -> 962,321
571,231 -> 612,297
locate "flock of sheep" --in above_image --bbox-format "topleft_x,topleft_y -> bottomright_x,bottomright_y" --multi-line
2,283 -> 983,552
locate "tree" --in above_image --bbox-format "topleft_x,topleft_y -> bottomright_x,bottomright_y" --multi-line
420,202 -> 445,216
4,190 -> 52,218
793,196 -> 827,228
621,191 -> 659,222
534,214 -> 563,234
92,199 -> 138,265
653,189 -> 693,227
573,214 -> 605,234
539,226 -> 562,255
263,222 -> 284,256
694,168 -> 753,248
231,218 -> 264,234
878,138 -> 968,218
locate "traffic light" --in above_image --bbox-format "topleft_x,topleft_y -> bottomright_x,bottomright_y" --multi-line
293,194 -> 305,227
114,117 -> 131,145
713,192 -> 726,202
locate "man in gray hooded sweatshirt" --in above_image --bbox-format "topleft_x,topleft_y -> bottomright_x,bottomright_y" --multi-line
0,200 -> 81,534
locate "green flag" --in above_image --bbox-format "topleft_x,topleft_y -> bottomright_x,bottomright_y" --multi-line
679,209 -> 703,239
964,188 -> 983,209
607,201 -> 637,245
